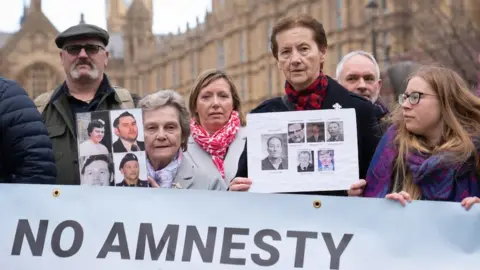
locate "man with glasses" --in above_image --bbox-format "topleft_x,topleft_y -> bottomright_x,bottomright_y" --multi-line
34,23 -> 134,185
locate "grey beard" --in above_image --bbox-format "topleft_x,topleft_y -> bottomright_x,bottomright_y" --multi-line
70,64 -> 100,80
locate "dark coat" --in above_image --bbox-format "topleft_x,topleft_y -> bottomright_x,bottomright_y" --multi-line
38,75 -> 130,185
0,78 -> 56,184
235,76 -> 383,196
261,157 -> 288,170
112,139 -> 145,153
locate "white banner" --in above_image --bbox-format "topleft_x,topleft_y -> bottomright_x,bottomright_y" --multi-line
0,184 -> 479,269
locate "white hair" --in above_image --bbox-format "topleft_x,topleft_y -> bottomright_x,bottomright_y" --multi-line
335,50 -> 380,81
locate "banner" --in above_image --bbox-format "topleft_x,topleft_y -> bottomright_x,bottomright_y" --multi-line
0,184 -> 479,269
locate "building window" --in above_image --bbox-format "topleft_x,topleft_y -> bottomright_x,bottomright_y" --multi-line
240,75 -> 246,100
338,44 -> 343,62
267,66 -> 273,96
336,0 -> 342,29
156,68 -> 161,89
239,31 -> 246,63
191,53 -> 197,79
383,32 -> 390,64
172,60 -> 179,87
20,63 -> 58,98
267,21 -> 272,51
217,40 -> 225,70
381,0 -> 387,12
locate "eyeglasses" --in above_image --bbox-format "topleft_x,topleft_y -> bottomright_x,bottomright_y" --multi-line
63,44 -> 105,55
398,92 -> 436,105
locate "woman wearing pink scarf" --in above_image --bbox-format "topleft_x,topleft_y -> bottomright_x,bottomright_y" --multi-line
187,69 -> 247,190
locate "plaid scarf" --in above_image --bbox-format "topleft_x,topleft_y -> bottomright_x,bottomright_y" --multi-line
363,125 -> 480,201
190,111 -> 241,179
284,73 -> 328,110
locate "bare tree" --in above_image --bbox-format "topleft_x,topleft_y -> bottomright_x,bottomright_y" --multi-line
405,0 -> 480,88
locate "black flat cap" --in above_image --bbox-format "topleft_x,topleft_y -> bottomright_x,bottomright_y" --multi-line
119,153 -> 139,170
55,23 -> 109,48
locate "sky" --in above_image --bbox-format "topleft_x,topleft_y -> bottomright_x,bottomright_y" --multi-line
0,0 -> 212,34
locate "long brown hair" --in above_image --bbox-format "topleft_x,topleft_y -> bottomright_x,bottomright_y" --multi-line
188,69 -> 246,126
391,65 -> 480,199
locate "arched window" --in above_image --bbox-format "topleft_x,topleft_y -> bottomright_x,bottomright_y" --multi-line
18,63 -> 61,98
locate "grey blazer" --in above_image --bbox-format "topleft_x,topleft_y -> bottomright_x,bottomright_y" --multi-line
172,154 -> 227,191
185,127 -> 247,185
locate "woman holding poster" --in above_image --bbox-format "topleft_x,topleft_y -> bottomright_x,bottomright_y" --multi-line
349,66 -> 480,210
231,14 -> 382,194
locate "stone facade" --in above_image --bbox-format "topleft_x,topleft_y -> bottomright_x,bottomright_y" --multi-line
1,0 -> 470,111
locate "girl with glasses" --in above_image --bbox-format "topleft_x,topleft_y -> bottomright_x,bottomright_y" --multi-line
348,65 -> 480,210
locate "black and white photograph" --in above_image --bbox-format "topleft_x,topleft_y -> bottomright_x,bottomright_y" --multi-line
326,121 -> 344,142
110,109 -> 145,153
113,152 -> 149,187
260,133 -> 289,171
306,122 -> 325,143
246,109 -> 359,193
79,154 -> 115,186
287,122 -> 305,144
297,150 -> 315,172
318,149 -> 335,171
76,111 -> 112,158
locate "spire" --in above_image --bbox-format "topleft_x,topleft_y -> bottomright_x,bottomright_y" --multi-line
30,0 -> 42,12
19,0 -> 27,25
79,13 -> 85,24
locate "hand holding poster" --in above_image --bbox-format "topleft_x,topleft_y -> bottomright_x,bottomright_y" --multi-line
246,108 -> 359,193
1,185 -> 479,269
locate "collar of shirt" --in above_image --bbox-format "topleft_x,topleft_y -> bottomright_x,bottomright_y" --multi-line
121,138 -> 139,151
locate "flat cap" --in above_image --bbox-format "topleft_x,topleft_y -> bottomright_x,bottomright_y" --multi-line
119,153 -> 139,170
55,23 -> 109,48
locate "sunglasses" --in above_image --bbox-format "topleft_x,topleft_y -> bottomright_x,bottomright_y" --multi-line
63,44 -> 105,55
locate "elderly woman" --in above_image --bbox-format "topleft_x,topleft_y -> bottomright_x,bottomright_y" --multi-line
231,14 -> 382,194
186,69 -> 247,186
349,65 -> 480,210
138,89 -> 226,190
79,119 -> 109,156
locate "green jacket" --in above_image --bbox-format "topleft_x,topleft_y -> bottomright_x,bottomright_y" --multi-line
35,81 -> 134,185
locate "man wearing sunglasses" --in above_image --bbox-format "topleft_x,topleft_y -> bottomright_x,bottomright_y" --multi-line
34,23 -> 134,186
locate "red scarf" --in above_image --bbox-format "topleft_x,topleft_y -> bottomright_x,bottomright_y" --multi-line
284,73 -> 329,110
190,111 -> 241,179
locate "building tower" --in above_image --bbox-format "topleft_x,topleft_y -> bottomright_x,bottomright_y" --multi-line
106,0 -> 152,33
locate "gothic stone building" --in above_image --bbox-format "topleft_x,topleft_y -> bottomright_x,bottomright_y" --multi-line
0,0 -> 475,111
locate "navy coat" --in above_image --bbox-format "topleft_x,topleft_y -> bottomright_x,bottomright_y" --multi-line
0,77 -> 56,184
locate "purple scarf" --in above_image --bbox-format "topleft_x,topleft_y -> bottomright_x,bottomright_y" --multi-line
363,125 -> 480,201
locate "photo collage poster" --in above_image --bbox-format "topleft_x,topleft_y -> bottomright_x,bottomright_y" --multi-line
76,108 -> 149,187
246,108 -> 359,193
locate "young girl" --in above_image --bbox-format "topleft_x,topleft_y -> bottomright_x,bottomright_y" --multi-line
349,65 -> 480,210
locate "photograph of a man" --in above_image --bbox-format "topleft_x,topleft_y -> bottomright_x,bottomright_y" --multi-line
288,123 -> 305,143
306,122 -> 325,143
318,149 -> 335,171
80,154 -> 114,186
115,153 -> 148,187
297,150 -> 314,172
326,121 -> 344,142
79,119 -> 110,157
261,135 -> 288,170
112,111 -> 145,152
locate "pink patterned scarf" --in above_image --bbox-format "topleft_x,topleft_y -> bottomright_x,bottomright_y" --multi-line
190,111 -> 241,178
